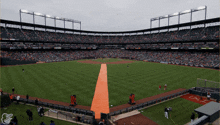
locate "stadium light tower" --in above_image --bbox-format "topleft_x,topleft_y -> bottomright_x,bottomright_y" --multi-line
150,6 -> 207,31
19,9 -> 82,32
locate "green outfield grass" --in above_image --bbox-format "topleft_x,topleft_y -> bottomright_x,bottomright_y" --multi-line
139,97 -> 202,125
0,103 -> 78,125
92,58 -> 128,62
107,61 -> 219,107
0,61 -> 101,106
1,59 -> 219,108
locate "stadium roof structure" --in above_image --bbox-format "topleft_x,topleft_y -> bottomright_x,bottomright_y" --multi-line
0,17 -> 219,35
19,9 -> 81,31
150,6 -> 207,29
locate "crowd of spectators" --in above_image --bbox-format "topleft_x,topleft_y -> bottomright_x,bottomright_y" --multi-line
1,26 -> 219,43
125,42 -> 218,49
1,49 -> 219,68
1,42 -> 218,50
1,42 -> 97,50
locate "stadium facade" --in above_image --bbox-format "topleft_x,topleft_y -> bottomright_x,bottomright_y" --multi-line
0,17 -> 219,69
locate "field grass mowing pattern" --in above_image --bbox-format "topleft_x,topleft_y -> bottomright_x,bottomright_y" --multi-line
140,98 -> 202,125
1,60 -> 219,107
107,61 -> 219,107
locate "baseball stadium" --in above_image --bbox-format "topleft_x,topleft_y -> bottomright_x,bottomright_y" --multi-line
0,1 -> 220,125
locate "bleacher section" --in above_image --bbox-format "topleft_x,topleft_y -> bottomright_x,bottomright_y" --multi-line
0,26 -> 219,43
1,50 -> 219,68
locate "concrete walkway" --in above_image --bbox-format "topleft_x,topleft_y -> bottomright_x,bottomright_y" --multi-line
111,110 -> 140,122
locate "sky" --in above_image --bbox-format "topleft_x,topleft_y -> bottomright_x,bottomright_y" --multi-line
1,0 -> 219,31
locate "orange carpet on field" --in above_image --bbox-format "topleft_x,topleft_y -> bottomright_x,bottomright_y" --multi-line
91,64 -> 109,119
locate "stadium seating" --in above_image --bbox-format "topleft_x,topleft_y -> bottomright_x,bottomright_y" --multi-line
1,25 -> 219,43
1,49 -> 218,68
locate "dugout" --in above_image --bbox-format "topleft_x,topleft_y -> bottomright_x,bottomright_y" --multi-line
191,102 -> 220,124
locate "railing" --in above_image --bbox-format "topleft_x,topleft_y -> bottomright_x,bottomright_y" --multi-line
107,89 -> 189,118
189,88 -> 220,100
13,97 -> 95,125
45,109 -> 93,125
189,115 -> 209,125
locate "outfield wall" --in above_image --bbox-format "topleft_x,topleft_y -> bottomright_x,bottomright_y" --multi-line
0,57 -> 37,66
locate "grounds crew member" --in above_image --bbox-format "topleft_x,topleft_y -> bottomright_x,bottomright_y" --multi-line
10,94 -> 14,102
